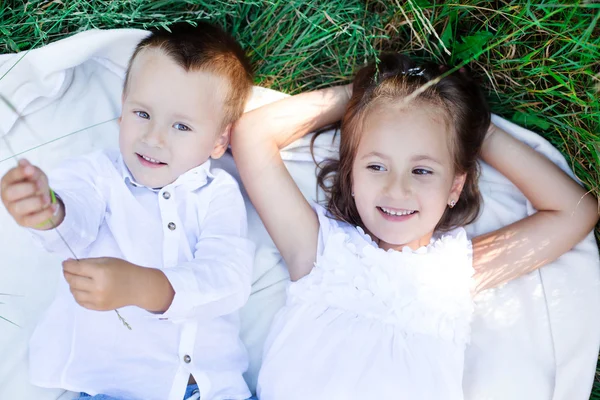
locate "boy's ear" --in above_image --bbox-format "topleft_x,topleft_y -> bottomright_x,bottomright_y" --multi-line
118,93 -> 125,124
210,124 -> 232,159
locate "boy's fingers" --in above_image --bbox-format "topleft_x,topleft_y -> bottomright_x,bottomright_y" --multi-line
24,164 -> 44,184
64,271 -> 93,292
34,169 -> 49,190
2,182 -> 40,203
1,162 -> 45,191
70,289 -> 94,309
62,259 -> 93,278
70,290 -> 105,311
1,166 -> 27,190
19,204 -> 58,227
8,195 -> 50,217
77,301 -> 97,310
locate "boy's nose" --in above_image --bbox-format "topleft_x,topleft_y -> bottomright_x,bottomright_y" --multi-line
141,125 -> 165,147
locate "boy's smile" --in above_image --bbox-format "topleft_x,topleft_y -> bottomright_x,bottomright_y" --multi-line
136,153 -> 167,168
119,48 -> 231,189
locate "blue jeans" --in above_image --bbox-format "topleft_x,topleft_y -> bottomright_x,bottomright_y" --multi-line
79,384 -> 257,399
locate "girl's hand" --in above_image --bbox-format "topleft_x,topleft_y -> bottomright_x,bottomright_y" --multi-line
485,122 -> 498,139
62,257 -> 174,313
344,83 -> 353,100
0,159 -> 64,230
482,122 -> 500,150
473,122 -> 599,293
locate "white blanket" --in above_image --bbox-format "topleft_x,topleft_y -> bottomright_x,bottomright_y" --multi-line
0,29 -> 598,400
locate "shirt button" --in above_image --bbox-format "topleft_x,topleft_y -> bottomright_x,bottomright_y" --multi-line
162,191 -> 171,200
168,222 -> 176,231
183,354 -> 192,364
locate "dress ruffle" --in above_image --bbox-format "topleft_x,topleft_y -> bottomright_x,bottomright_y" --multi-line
288,205 -> 475,344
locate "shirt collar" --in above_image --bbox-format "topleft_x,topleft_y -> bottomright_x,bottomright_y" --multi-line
118,155 -> 214,192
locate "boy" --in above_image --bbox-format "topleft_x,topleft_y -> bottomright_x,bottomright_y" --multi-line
0,22 -> 255,400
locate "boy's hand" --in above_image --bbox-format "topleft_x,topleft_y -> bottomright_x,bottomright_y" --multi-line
63,257 -> 139,311
0,159 -> 63,230
63,257 -> 174,313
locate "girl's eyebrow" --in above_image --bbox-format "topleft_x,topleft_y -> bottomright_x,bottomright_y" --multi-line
411,155 -> 442,166
361,151 -> 390,160
361,151 -> 442,166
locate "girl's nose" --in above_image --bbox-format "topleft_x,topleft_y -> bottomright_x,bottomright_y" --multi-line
386,172 -> 412,198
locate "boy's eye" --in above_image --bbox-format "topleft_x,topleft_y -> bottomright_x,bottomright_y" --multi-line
174,123 -> 191,132
134,111 -> 150,119
367,164 -> 386,172
413,168 -> 433,175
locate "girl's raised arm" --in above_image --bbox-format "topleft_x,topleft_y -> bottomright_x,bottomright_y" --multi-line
472,124 -> 598,293
231,86 -> 351,280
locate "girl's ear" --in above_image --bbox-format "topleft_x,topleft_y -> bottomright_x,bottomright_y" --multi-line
210,124 -> 232,159
449,172 -> 466,205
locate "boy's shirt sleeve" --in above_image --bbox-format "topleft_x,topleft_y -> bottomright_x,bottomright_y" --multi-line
28,152 -> 107,258
159,177 -> 255,323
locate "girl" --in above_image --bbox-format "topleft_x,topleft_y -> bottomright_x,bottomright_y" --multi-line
231,54 -> 598,399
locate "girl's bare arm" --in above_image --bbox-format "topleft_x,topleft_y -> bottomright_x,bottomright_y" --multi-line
231,86 -> 351,280
472,124 -> 598,293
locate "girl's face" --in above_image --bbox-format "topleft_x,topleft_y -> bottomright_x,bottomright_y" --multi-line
351,103 -> 465,251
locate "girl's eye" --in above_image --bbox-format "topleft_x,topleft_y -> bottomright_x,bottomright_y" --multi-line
413,168 -> 433,175
134,111 -> 150,119
173,123 -> 191,132
367,164 -> 386,172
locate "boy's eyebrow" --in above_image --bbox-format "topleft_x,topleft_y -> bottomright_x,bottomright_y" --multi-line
126,99 -> 152,110
125,100 -> 198,125
172,112 -> 197,123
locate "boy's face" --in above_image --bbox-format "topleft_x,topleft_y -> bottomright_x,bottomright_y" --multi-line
119,48 -> 230,189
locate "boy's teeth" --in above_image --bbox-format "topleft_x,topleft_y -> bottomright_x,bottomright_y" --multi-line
380,207 -> 415,216
142,155 -> 161,164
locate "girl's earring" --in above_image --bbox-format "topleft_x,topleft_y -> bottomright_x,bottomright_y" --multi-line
449,200 -> 456,208
352,192 -> 355,197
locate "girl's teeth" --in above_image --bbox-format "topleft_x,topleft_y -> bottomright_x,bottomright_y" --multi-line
380,207 -> 415,216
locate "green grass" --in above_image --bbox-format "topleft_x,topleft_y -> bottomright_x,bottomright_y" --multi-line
1,0 -> 599,397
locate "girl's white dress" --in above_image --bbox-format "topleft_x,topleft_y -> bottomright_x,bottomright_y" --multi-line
257,205 -> 474,400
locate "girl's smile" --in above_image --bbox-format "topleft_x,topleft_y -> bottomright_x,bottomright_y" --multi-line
377,206 -> 418,221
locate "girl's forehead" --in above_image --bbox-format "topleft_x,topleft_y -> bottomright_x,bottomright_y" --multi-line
358,104 -> 453,159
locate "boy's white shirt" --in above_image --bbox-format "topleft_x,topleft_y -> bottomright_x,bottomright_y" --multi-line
28,149 -> 254,400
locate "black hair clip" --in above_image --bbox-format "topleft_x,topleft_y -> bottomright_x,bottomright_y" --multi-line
405,67 -> 425,77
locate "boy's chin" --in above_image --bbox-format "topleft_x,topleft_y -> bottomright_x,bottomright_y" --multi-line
131,171 -> 172,190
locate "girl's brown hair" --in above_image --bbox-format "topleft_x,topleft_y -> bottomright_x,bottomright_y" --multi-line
314,53 -> 490,232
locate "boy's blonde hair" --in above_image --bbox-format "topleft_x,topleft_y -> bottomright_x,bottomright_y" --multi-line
124,21 -> 254,128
